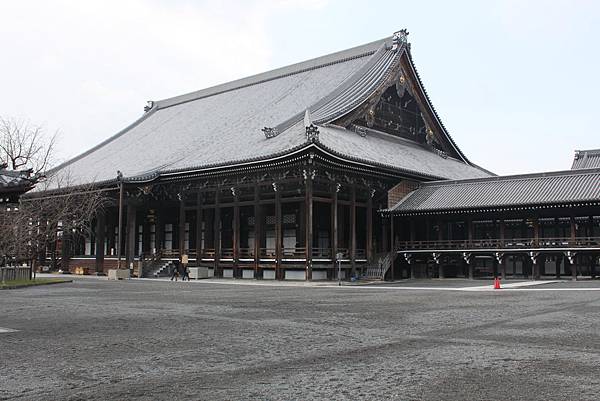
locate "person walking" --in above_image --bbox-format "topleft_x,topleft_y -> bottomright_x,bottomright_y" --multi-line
182,264 -> 190,281
170,261 -> 180,281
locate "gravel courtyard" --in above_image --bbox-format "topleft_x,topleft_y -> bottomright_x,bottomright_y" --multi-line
2,278 -> 600,400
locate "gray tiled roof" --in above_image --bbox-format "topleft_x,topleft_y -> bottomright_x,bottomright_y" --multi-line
286,123 -> 490,180
48,34 -> 490,188
0,167 -> 32,193
572,149 -> 600,169
388,168 -> 600,214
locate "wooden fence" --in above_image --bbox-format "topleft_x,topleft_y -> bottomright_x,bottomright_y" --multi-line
1,267 -> 30,283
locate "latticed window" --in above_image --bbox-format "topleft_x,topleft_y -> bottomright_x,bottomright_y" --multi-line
137,225 -> 143,256
283,214 -> 296,224
164,224 -> 173,250
150,224 -> 156,254
184,222 -> 190,250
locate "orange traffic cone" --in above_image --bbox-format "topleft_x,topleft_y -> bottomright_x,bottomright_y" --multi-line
494,277 -> 501,290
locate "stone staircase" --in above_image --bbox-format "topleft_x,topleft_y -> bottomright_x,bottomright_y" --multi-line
142,260 -> 176,278
363,250 -> 398,280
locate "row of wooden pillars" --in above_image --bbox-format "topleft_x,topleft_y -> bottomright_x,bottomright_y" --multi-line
92,180 -> 375,279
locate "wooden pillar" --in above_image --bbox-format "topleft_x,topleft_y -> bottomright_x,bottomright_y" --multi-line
331,185 -> 338,277
467,218 -> 474,279
467,258 -> 474,280
570,216 -> 577,281
409,219 -> 416,279
178,198 -> 185,257
493,257 -> 499,279
275,189 -> 282,280
233,195 -> 240,278
350,186 -> 357,278
467,218 -> 473,246
533,217 -> 539,248
499,219 -> 506,279
155,212 -> 163,256
437,219 -> 444,279
390,215 -> 395,281
95,212 -> 105,273
61,232 -> 70,272
556,255 -> 562,279
254,186 -> 261,278
532,218 -> 540,280
195,191 -> 203,265
305,175 -> 313,280
366,193 -> 373,263
125,203 -> 137,270
381,209 -> 388,254
214,188 -> 221,277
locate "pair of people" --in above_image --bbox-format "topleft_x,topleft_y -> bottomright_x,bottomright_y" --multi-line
170,261 -> 190,281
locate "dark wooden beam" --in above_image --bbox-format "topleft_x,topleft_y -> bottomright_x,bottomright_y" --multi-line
233,194 -> 240,278
126,203 -> 137,270
350,186 -> 357,278
195,191 -> 203,264
570,215 -> 577,281
254,186 -> 261,278
178,198 -> 185,255
390,214 -> 394,281
275,189 -> 282,280
305,175 -> 313,280
332,184 -> 338,276
467,218 -> 474,279
437,219 -> 444,279
214,188 -> 221,277
366,194 -> 373,263
95,212 -> 105,273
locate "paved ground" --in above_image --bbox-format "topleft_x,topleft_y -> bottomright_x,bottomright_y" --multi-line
2,277 -> 600,400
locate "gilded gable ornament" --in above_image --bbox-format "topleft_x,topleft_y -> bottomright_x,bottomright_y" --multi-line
392,29 -> 409,51
306,124 -> 320,143
262,127 -> 280,139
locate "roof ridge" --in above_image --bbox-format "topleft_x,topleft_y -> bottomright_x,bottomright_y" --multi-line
155,38 -> 386,110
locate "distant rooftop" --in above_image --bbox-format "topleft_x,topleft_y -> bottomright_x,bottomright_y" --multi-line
572,149 -> 600,170
386,168 -> 600,215
0,165 -> 34,200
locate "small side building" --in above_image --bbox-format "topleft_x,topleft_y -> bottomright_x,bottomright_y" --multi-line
384,166 -> 600,280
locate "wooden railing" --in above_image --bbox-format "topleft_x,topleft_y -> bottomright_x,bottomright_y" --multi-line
399,237 -> 600,251
147,247 -> 371,261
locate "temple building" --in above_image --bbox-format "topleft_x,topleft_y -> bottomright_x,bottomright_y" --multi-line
44,30 -> 599,280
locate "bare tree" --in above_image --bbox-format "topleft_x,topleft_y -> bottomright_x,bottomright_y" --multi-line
0,116 -> 58,178
8,173 -> 112,273
0,118 -> 111,273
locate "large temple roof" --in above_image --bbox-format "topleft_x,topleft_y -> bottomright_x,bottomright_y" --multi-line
386,168 -> 600,215
48,32 -> 491,188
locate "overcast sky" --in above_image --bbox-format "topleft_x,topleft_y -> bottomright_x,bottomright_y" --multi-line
1,0 -> 598,175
